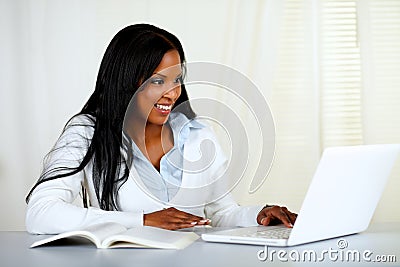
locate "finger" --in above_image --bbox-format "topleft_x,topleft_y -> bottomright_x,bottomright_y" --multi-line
161,222 -> 196,230
164,216 -> 199,226
174,222 -> 198,230
159,218 -> 199,230
196,219 -> 211,225
281,207 -> 298,225
176,214 -> 205,225
171,219 -> 212,229
166,208 -> 205,221
276,209 -> 293,228
144,209 -> 204,230
164,208 -> 207,226
288,212 -> 297,224
260,216 -> 272,226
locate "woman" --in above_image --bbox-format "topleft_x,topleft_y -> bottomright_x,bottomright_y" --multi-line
26,24 -> 296,234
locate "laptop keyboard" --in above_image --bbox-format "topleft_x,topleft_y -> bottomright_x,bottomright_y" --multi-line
241,227 -> 292,239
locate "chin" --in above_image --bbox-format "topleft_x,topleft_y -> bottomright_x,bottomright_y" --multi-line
147,116 -> 169,126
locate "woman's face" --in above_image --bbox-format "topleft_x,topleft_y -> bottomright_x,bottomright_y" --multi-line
134,49 -> 183,126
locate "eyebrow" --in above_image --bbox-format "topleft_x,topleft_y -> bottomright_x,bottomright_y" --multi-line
153,72 -> 183,78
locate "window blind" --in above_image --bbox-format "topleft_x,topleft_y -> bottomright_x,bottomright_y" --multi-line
358,0 -> 400,143
319,0 -> 363,148
357,0 -> 400,223
266,0 -> 318,204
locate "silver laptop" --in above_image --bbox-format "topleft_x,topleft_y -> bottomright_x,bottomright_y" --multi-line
202,144 -> 400,247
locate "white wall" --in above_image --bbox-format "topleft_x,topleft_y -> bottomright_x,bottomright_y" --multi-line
0,0 -> 261,230
0,0 -> 399,230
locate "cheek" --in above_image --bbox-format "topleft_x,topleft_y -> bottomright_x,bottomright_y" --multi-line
175,87 -> 182,101
132,92 -> 155,116
144,86 -> 164,101
138,89 -> 161,106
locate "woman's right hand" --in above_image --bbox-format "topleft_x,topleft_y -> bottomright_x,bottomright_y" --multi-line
143,207 -> 210,230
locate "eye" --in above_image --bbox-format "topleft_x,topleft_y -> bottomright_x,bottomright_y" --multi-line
150,78 -> 164,85
174,75 -> 183,84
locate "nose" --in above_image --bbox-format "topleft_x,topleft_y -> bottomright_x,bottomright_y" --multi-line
162,85 -> 180,101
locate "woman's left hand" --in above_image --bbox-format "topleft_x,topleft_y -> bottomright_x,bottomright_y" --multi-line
257,205 -> 297,228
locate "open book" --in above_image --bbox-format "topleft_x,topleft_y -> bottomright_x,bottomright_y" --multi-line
30,222 -> 199,249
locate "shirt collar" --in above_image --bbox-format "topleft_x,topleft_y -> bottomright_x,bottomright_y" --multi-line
168,112 -> 204,149
127,112 -> 204,159
168,111 -> 204,131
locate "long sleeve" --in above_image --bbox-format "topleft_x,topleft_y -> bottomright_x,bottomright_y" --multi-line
204,193 -> 263,227
26,115 -> 143,234
26,174 -> 143,234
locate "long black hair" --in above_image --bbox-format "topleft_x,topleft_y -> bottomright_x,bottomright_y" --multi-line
26,24 -> 195,210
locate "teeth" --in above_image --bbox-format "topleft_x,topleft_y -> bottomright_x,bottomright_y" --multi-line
155,104 -> 172,111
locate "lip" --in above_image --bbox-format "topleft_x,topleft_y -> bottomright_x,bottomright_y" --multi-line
153,102 -> 173,115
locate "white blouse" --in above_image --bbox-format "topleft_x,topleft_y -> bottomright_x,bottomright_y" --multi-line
26,114 -> 262,234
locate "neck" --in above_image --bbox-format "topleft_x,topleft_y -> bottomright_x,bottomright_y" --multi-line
126,117 -> 170,147
144,122 -> 163,141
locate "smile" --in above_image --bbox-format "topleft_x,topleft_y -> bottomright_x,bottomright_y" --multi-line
154,103 -> 172,111
153,103 -> 173,115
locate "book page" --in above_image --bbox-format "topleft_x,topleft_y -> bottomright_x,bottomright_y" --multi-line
30,230 -> 101,248
30,222 -> 127,248
102,226 -> 199,249
82,222 -> 127,242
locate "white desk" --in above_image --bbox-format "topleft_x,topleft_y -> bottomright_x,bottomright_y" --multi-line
1,223 -> 399,267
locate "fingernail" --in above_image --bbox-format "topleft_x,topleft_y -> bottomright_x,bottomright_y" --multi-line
261,218 -> 266,225
289,223 -> 293,227
199,219 -> 211,223
191,222 -> 198,225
